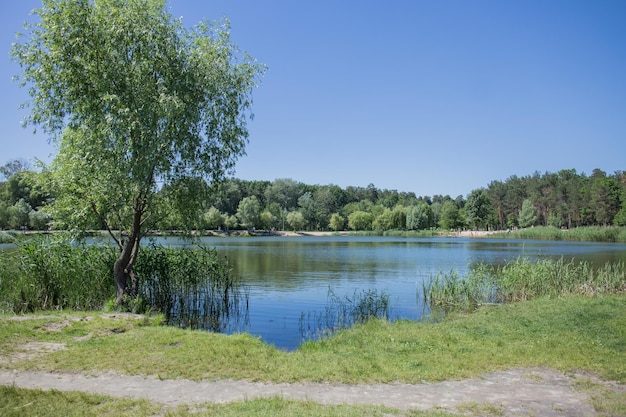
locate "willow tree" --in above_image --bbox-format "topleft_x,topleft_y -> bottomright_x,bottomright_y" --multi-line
12,0 -> 264,303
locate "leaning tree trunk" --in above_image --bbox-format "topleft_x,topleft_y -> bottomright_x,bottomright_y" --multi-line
114,257 -> 127,304
114,206 -> 143,304
114,240 -> 134,304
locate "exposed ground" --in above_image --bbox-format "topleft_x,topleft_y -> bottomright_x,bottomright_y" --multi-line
0,347 -> 617,416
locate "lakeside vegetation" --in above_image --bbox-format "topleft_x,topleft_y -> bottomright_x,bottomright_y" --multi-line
425,257 -> 625,312
0,296 -> 624,384
495,224 -> 626,242
2,162 -> 626,237
0,237 -> 246,324
1,0 -> 623,413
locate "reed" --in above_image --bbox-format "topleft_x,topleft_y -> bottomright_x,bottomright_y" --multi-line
0,237 -> 248,333
0,235 -> 116,313
424,257 -> 626,312
299,287 -> 390,342
136,244 -> 249,332
422,268 -> 495,312
501,226 -> 626,242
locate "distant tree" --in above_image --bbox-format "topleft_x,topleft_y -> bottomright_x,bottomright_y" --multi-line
348,210 -> 373,231
0,202 -> 9,229
329,213 -> 345,231
0,159 -> 30,180
406,202 -> 433,230
589,174 -> 622,226
465,189 -> 495,230
8,199 -> 32,229
430,202 -> 442,227
518,198 -> 537,228
12,0 -> 264,302
203,207 -> 224,230
373,208 -> 394,231
378,192 -> 400,209
3,171 -> 48,208
209,180 -> 244,216
260,209 -> 276,230
286,210 -> 304,231
486,180 -> 507,229
237,196 -> 261,229
613,202 -> 626,226
264,178 -> 303,210
342,200 -> 374,217
29,209 -> 51,230
224,214 -> 239,230
438,201 -> 462,230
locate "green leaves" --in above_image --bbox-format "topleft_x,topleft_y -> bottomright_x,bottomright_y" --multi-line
12,0 -> 264,242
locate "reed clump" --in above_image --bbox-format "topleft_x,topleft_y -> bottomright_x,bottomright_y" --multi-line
0,236 -> 117,313
136,244 -> 249,332
502,226 -> 626,242
299,287 -> 390,342
424,257 -> 626,312
0,237 -> 247,334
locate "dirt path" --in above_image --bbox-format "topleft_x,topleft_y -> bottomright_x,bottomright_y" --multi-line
0,367 -> 602,416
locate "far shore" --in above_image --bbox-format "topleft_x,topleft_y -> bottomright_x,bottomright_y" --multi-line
271,230 -> 504,238
2,229 -> 506,238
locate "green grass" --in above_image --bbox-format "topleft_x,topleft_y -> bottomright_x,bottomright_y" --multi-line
2,295 -> 624,384
573,378 -> 626,417
0,386 -> 160,417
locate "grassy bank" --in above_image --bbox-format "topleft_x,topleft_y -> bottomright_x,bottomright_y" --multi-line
1,294 -> 624,416
1,295 -> 624,384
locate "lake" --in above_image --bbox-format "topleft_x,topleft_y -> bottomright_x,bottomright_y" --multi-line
153,236 -> 626,350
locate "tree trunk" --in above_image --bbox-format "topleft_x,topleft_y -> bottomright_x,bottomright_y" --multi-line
114,254 -> 128,304
114,205 -> 143,304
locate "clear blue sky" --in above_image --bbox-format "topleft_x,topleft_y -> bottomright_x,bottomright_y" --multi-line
2,1 -> 625,197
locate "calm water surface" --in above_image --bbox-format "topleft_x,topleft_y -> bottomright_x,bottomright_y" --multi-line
154,236 -> 626,350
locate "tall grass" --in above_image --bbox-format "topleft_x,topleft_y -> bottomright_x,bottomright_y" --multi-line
0,237 -> 248,334
501,226 -> 626,242
0,236 -> 117,313
424,257 -> 626,312
136,244 -> 249,332
299,288 -> 390,342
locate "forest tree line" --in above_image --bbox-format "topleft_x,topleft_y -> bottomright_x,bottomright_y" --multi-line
1,160 -> 625,232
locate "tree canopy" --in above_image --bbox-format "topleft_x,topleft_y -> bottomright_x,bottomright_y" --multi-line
12,0 -> 264,302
